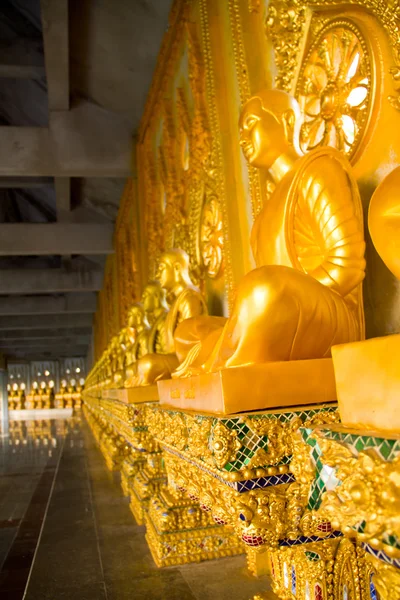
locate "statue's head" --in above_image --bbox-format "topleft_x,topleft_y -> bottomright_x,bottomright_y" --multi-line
239,89 -> 301,169
156,249 -> 191,291
127,303 -> 145,329
141,280 -> 167,313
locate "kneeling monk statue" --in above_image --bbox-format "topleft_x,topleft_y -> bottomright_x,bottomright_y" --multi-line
129,248 -> 207,386
174,89 -> 365,377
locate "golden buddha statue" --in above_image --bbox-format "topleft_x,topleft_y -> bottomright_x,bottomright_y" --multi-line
124,282 -> 168,387
113,329 -> 129,388
128,249 -> 207,387
332,165 -> 400,432
55,379 -> 67,408
174,89 -> 365,379
105,338 -> 119,389
142,281 -> 169,352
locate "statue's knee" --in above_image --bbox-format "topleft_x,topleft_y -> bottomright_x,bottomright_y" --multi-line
239,266 -> 302,316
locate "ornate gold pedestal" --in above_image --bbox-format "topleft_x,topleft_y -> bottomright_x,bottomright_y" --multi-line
158,359 -> 336,415
128,451 -> 166,526
120,451 -> 146,497
145,484 -> 243,567
83,387 -> 249,567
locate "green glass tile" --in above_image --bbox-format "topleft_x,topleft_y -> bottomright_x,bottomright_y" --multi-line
305,551 -> 320,562
379,440 -> 394,460
355,438 -> 365,452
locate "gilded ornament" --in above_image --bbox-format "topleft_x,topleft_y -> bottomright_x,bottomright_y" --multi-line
266,0 -> 400,111
366,553 -> 400,599
297,19 -> 372,159
270,540 -> 338,600
199,193 -> 224,279
186,416 -> 212,462
265,0 -> 306,93
211,422 -> 242,469
332,538 -> 361,600
236,489 -> 288,548
315,434 -> 400,553
245,418 -> 299,467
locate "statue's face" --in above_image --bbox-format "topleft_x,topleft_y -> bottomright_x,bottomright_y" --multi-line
239,99 -> 285,169
157,259 -> 175,291
128,308 -> 140,328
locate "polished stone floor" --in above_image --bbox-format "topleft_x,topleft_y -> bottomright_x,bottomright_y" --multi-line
0,416 -> 274,599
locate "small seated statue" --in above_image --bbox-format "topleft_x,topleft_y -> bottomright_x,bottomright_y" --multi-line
128,249 -> 207,387
113,329 -> 129,388
174,89 -> 366,378
124,281 -> 168,387
105,336 -> 120,388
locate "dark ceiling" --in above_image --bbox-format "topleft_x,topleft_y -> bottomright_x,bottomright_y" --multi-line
0,0 -> 172,362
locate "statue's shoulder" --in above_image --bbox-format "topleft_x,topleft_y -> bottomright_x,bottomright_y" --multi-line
176,285 -> 202,303
174,286 -> 206,320
300,146 -> 352,176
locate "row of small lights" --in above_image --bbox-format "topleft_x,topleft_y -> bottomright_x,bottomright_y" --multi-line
9,367 -> 81,380
8,377 -> 85,391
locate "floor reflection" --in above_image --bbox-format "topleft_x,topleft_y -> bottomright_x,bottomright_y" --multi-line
0,417 -> 269,600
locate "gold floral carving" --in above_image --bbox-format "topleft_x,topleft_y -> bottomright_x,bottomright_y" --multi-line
186,416 -> 213,462
297,19 -> 372,159
163,450 -> 309,548
265,0 -> 307,93
245,418 -> 299,467
245,412 -> 339,471
211,422 -> 242,469
315,433 -> 400,555
266,0 -> 400,111
199,193 -> 224,278
248,0 -> 261,13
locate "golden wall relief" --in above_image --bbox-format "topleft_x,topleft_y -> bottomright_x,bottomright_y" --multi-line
136,0 -> 256,314
103,255 -> 120,344
115,179 -> 141,328
296,19 -> 372,159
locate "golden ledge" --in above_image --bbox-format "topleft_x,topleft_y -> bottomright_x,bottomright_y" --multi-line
101,385 -> 159,404
158,359 -> 337,415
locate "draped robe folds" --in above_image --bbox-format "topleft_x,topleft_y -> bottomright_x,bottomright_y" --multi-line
173,147 -> 365,377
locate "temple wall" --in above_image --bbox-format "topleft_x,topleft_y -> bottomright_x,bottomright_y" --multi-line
92,0 -> 400,358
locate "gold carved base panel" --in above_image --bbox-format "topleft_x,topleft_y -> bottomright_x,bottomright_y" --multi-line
127,455 -> 166,526
268,538 -> 390,600
144,483 -> 244,567
145,512 -> 243,568
129,486 -> 148,526
120,454 -> 146,497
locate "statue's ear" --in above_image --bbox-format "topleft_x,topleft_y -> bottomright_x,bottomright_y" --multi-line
173,261 -> 181,276
282,109 -> 295,145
